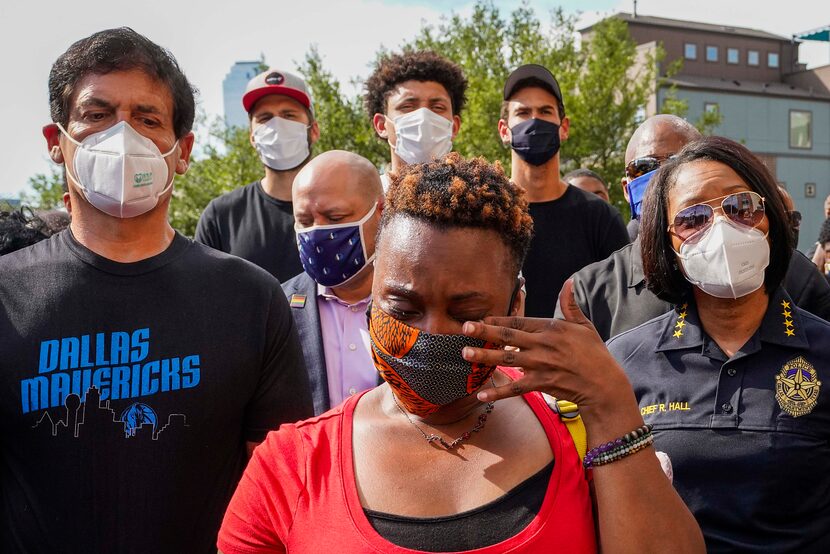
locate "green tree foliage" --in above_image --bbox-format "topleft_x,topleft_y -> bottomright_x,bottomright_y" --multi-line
299,45 -> 388,165
20,166 -> 65,210
168,115 -> 263,236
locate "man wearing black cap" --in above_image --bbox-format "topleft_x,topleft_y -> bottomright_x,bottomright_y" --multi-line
498,64 -> 628,317
195,68 -> 319,283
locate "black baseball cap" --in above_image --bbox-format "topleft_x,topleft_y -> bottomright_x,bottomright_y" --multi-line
503,64 -> 563,104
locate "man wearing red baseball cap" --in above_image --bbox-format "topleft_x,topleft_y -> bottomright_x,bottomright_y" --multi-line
195,68 -> 320,283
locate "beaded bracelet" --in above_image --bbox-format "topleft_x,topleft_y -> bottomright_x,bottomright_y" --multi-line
583,424 -> 654,469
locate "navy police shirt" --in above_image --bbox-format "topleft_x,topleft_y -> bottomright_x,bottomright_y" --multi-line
607,287 -> 830,552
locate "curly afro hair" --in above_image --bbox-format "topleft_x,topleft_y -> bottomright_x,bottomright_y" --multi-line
378,153 -> 534,273
364,50 -> 467,123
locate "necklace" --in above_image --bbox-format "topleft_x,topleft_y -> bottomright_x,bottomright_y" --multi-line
391,378 -> 496,450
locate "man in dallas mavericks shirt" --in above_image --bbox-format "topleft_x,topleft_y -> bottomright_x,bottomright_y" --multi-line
0,28 -> 313,553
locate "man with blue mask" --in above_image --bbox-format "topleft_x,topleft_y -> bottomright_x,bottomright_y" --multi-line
498,64 -> 629,318
558,114 -> 830,340
0,28 -> 312,553
282,150 -> 385,414
195,68 -> 320,283
620,114 -> 699,242
365,50 -> 467,191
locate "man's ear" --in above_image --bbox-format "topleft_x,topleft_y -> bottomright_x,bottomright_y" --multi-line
559,116 -> 570,142
450,114 -> 461,140
373,113 -> 390,141
497,119 -> 511,146
621,177 -> 631,203
309,120 -> 321,145
174,132 -> 195,175
43,123 -> 64,164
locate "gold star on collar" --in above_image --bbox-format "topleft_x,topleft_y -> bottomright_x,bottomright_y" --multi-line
782,301 -> 796,336
673,304 -> 689,338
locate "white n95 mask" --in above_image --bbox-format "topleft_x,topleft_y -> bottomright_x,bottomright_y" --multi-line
390,107 -> 453,165
252,117 -> 310,171
675,216 -> 770,299
58,121 -> 178,219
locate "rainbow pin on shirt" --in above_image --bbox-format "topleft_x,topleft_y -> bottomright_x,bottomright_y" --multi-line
290,294 -> 307,309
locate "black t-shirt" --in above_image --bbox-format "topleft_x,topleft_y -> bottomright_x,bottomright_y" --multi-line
523,185 -> 629,318
195,181 -> 304,283
0,230 -> 313,553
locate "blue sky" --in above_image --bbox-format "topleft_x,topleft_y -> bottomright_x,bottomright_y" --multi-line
1,0 -> 827,199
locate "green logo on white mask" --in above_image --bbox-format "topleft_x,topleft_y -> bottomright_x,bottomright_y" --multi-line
133,172 -> 153,187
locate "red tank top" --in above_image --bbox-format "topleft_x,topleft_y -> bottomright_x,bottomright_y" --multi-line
218,383 -> 597,553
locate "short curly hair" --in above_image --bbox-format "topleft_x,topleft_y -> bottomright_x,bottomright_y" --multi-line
378,153 -> 534,274
364,50 -> 467,123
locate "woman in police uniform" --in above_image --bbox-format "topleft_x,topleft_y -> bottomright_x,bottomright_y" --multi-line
607,136 -> 830,552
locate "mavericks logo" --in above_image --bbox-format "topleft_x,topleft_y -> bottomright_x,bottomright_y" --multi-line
775,356 -> 821,417
133,172 -> 153,187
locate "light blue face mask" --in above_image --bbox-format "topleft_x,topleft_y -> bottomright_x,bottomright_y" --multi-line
627,169 -> 657,220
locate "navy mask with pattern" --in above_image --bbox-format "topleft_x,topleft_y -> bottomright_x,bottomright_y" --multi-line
509,118 -> 561,166
295,202 -> 377,287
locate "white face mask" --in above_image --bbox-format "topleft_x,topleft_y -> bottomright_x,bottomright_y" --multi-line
390,107 -> 453,165
252,116 -> 310,171
675,216 -> 770,299
58,121 -> 178,219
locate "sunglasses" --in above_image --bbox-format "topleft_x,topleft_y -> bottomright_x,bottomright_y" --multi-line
668,191 -> 766,242
625,154 -> 676,180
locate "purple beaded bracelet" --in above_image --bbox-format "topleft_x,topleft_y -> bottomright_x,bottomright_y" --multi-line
583,424 -> 654,469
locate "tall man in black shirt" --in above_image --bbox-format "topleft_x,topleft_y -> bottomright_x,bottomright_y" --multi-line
195,68 -> 320,282
497,64 -> 629,317
0,28 -> 312,553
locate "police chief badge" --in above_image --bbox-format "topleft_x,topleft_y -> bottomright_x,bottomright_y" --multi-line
775,356 -> 821,417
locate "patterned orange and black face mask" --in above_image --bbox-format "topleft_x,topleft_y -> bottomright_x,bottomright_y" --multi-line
369,304 -> 500,417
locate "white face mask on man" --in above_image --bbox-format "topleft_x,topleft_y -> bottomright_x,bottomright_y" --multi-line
675,216 -> 770,299
58,121 -> 178,219
252,116 -> 311,171
389,107 -> 453,165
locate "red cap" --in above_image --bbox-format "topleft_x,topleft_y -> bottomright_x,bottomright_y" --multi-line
242,69 -> 313,113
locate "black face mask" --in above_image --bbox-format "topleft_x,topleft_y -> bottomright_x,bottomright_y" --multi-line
509,118 -> 560,166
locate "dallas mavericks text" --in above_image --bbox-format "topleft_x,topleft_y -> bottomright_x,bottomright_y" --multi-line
21,328 -> 200,414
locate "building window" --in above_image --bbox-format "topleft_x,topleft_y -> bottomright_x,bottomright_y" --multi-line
748,50 -> 760,66
706,46 -> 719,62
727,48 -> 740,64
789,110 -> 812,149
704,102 -> 719,114
768,52 -> 780,68
684,43 -> 697,60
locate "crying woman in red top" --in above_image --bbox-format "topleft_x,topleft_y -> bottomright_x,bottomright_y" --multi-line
218,153 -> 703,554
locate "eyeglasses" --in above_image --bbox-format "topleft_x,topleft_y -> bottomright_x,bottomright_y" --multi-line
668,191 -> 766,242
625,155 -> 676,180
788,210 -> 802,230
